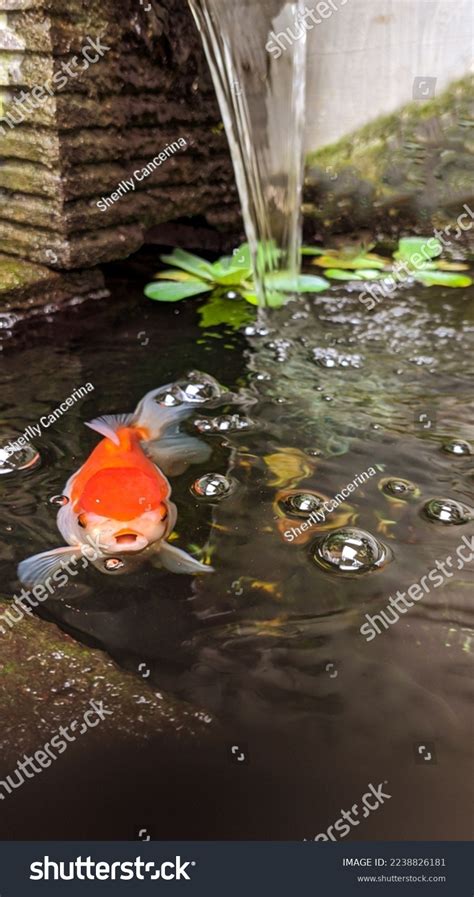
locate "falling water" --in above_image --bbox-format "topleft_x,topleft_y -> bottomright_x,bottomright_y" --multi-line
188,0 -> 307,307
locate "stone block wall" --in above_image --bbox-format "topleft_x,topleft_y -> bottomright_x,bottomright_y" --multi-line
0,0 -> 239,269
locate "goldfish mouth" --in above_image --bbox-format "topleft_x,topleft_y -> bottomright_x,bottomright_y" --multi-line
115,532 -> 139,545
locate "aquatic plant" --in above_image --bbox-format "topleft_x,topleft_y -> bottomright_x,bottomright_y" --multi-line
144,243 -> 329,308
144,236 -> 472,330
303,237 -> 472,288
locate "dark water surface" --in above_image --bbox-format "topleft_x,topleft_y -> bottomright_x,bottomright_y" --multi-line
0,252 -> 473,839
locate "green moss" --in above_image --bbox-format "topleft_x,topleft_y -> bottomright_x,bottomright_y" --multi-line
0,597 -> 215,763
0,254 -> 53,293
307,75 -> 473,173
304,75 -> 474,241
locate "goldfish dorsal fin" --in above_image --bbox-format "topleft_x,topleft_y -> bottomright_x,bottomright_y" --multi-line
84,414 -> 135,445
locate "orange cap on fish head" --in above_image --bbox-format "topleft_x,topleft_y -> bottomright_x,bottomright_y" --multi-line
76,467 -> 167,521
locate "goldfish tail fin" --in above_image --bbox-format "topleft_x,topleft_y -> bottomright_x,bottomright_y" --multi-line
133,372 -> 231,441
18,546 -> 83,589
132,385 -> 197,441
85,413 -> 135,445
144,433 -> 211,476
154,541 -> 214,575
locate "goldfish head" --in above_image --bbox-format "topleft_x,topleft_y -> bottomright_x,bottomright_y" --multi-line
76,505 -> 172,554
74,466 -> 173,554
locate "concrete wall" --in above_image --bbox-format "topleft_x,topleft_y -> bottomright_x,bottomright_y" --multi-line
305,0 -> 473,150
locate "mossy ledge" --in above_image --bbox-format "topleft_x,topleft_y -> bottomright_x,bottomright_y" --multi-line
0,596 -> 216,769
304,75 -> 474,247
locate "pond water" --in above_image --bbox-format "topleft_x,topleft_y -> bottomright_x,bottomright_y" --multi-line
1,250 -> 473,838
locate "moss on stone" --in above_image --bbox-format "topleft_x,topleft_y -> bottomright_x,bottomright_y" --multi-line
0,597 -> 215,767
304,75 -> 474,244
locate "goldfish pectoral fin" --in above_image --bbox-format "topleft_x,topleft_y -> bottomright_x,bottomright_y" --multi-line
17,546 -> 82,588
85,413 -> 135,445
156,542 -> 214,575
144,434 -> 211,476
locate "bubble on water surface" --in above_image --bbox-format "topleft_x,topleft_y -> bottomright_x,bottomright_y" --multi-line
242,323 -> 270,338
155,371 -> 223,406
192,473 -> 234,499
0,443 -> 41,475
249,371 -> 271,382
279,493 -> 324,518
0,313 -> 19,330
312,528 -> 389,574
442,440 -> 472,456
104,558 -> 125,571
153,388 -> 181,407
194,414 -> 253,434
410,356 -> 436,367
50,494 -> 69,506
422,498 -> 472,525
266,339 -> 292,363
311,347 -> 363,369
380,478 -> 419,499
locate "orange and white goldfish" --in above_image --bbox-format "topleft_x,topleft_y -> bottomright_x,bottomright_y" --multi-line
18,372 -> 232,587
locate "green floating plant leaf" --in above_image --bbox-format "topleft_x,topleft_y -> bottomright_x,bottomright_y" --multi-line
435,260 -> 470,271
144,280 -> 213,302
355,269 -> 385,280
394,236 -> 443,265
324,269 -> 364,281
313,254 -> 386,270
207,261 -> 253,286
326,268 -> 384,281
198,293 -> 254,329
242,290 -> 287,307
413,271 -> 473,288
230,243 -> 253,268
160,248 -> 215,281
265,272 -> 329,292
301,246 -> 326,256
154,269 -> 202,283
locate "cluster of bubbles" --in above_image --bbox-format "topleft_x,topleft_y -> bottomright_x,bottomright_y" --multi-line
0,443 -> 41,476
312,528 -> 389,574
192,473 -> 234,499
242,323 -> 270,338
194,414 -> 253,434
311,347 -> 363,369
154,371 -> 224,407
265,338 -> 292,363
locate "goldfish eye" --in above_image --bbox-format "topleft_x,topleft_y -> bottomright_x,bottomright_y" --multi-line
78,514 -> 87,529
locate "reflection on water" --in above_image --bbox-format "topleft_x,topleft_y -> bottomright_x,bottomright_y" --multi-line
0,261 -> 473,837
